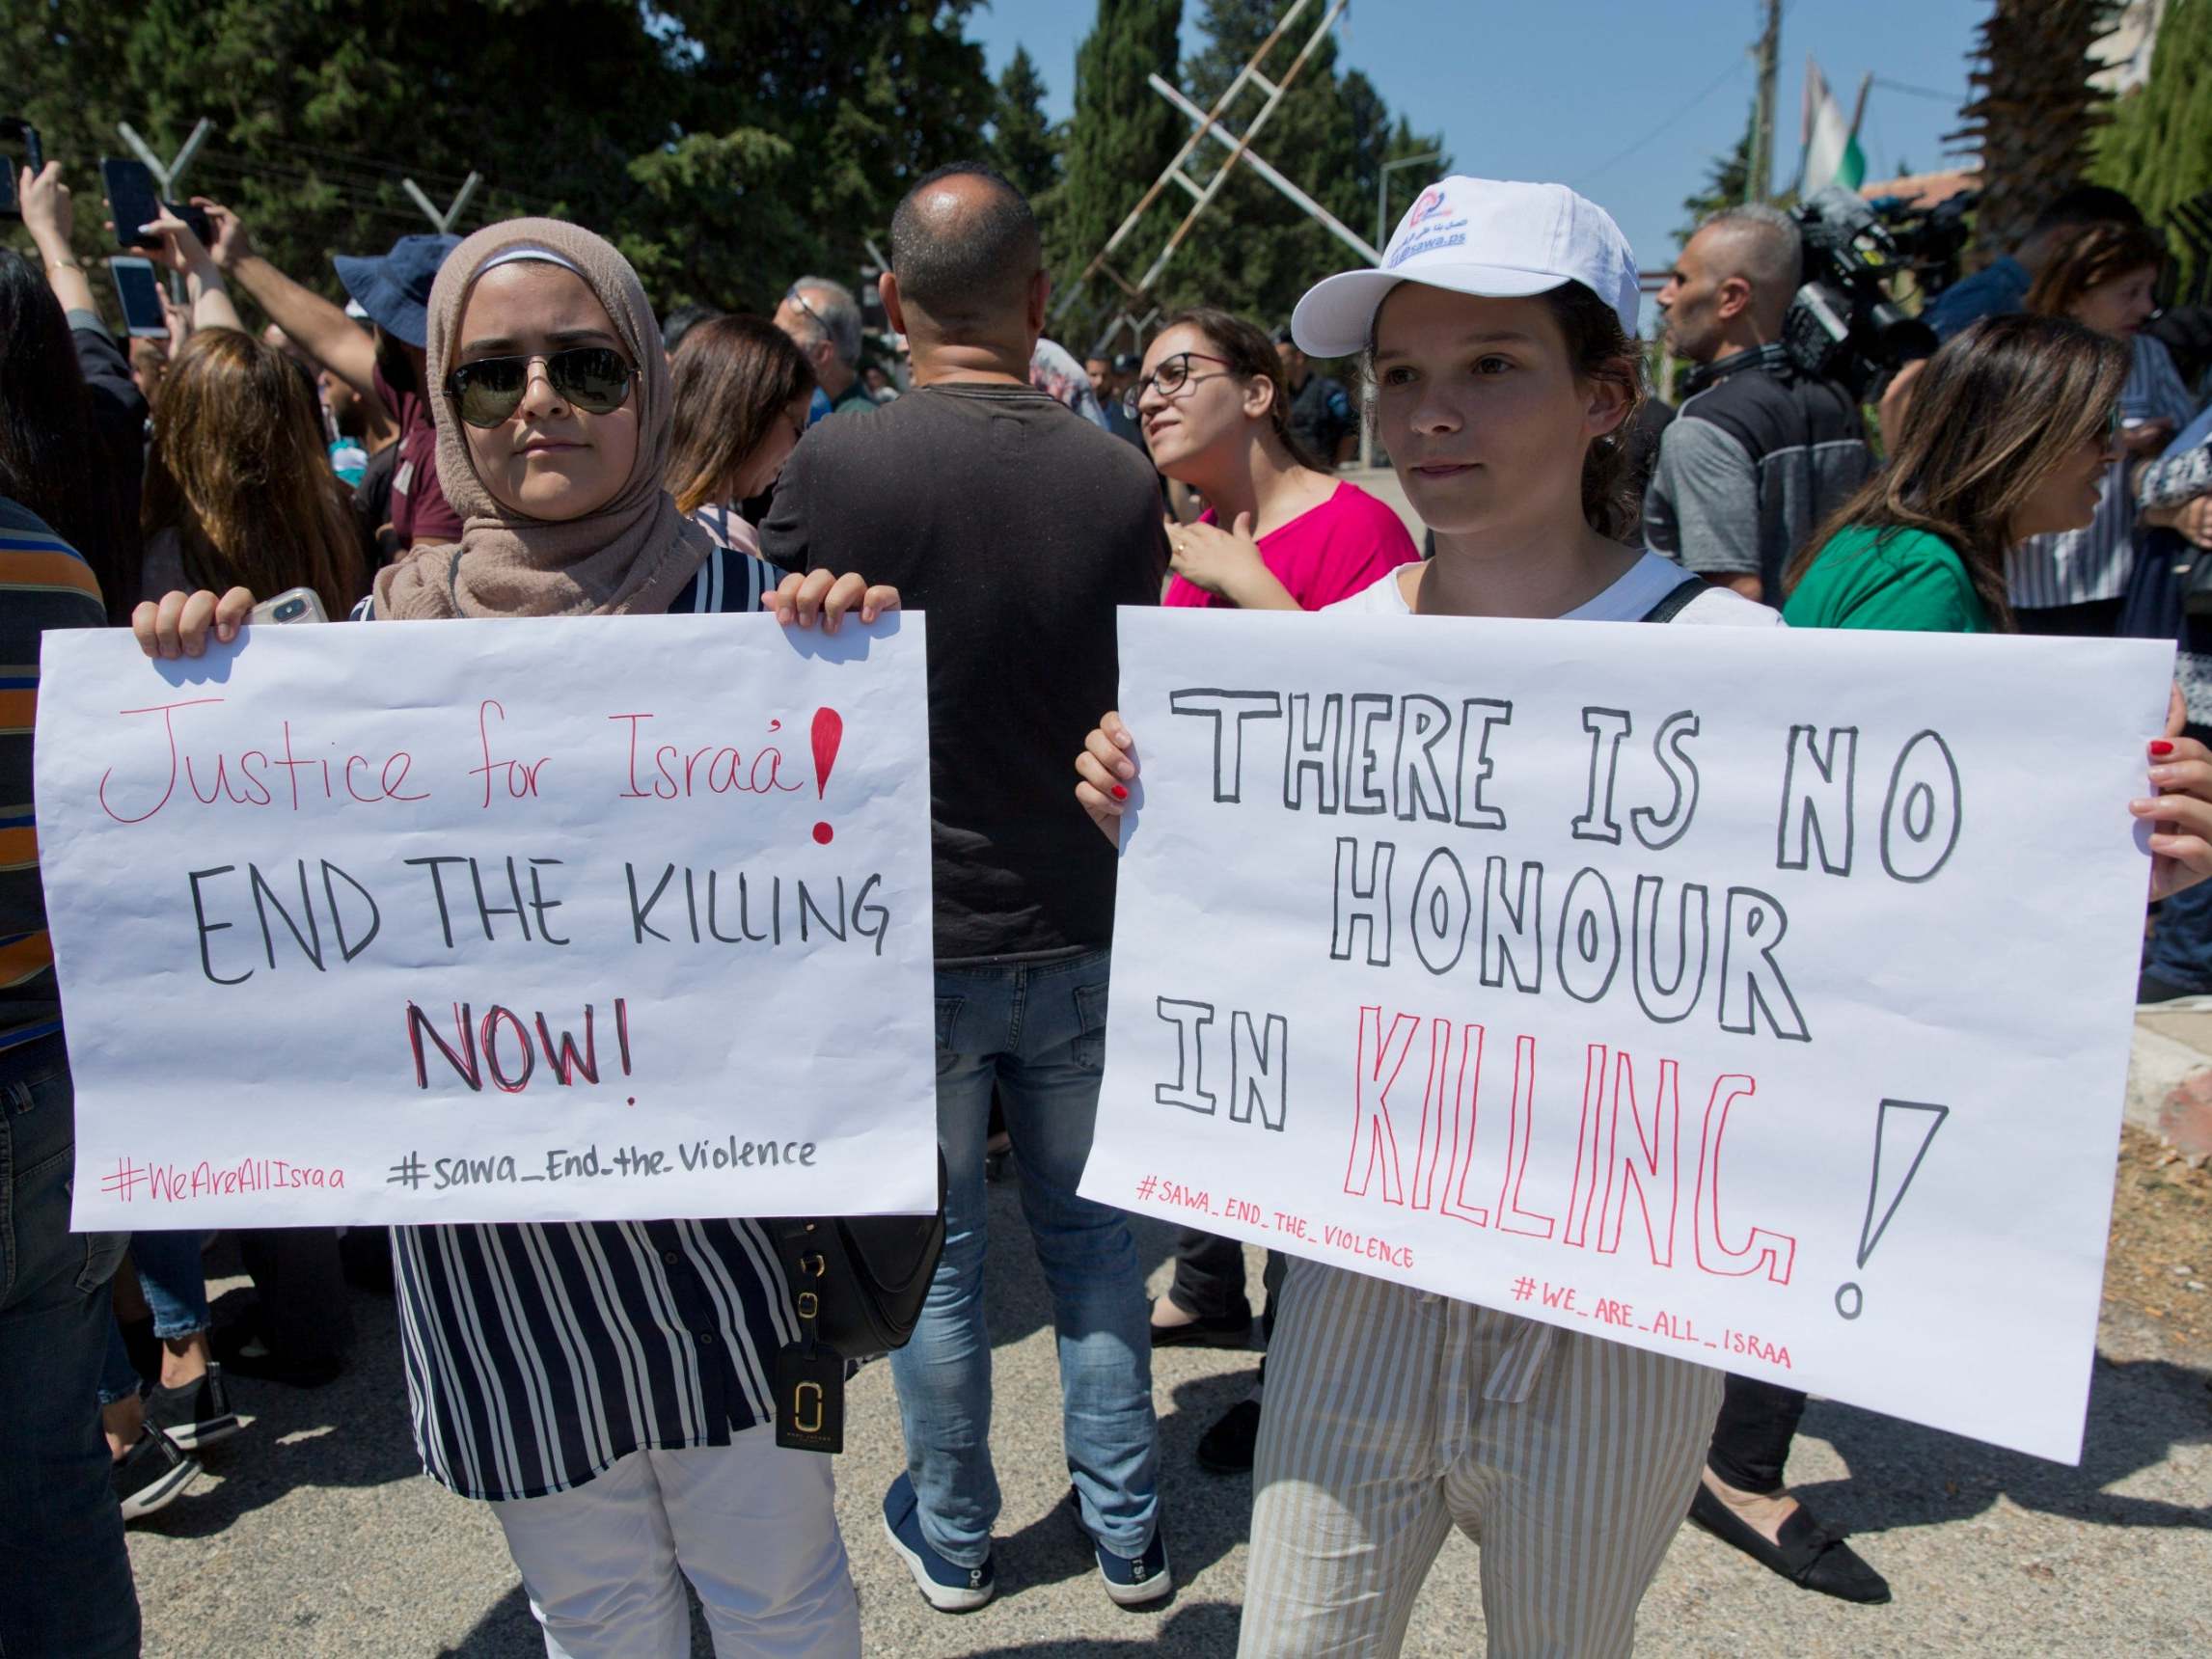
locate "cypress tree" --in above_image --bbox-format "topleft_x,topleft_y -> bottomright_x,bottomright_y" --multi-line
1053,0 -> 1187,344
990,46 -> 1062,204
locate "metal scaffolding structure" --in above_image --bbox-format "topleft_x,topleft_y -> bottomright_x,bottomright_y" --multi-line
1053,0 -> 1367,354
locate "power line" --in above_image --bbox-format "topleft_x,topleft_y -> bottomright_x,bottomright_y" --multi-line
1871,76 -> 1961,105
1570,59 -> 1747,190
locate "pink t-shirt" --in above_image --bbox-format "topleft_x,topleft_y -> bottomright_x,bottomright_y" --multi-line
1162,481 -> 1420,611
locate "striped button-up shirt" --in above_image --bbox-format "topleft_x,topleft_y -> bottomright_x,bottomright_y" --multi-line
393,1216 -> 793,1500
367,543 -> 796,1501
2008,334 -> 2196,612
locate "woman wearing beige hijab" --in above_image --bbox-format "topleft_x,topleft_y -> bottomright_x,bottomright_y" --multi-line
134,219 -> 888,1658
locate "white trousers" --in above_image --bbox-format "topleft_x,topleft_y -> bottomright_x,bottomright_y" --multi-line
1241,1259 -> 1722,1659
491,1433 -> 860,1659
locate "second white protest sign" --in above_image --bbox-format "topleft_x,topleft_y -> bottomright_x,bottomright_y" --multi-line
1080,607 -> 2172,1464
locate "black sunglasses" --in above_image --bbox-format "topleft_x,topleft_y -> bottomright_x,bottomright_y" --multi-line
445,346 -> 638,428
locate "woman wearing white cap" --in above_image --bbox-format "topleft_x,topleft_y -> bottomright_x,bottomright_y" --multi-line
1079,177 -> 2212,1654
1079,176 -> 1769,1655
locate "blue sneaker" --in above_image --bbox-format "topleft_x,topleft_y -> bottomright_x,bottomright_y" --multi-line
882,1473 -> 996,1612
1068,1485 -> 1172,1607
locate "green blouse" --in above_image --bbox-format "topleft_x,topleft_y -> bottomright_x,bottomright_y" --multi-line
1783,526 -> 1993,634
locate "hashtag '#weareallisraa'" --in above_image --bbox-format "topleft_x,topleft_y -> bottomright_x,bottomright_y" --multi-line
1510,1275 -> 1536,1302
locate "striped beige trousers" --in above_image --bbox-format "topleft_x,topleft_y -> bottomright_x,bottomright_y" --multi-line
1240,1258 -> 1722,1657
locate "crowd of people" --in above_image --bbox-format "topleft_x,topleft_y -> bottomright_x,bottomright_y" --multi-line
5,132 -> 2212,1659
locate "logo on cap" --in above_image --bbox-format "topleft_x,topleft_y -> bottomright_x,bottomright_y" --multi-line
1406,187 -> 1450,233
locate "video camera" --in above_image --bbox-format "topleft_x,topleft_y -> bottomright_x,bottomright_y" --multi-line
1781,186 -> 1939,398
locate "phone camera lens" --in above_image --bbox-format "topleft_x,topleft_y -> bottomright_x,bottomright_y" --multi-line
277,599 -> 304,619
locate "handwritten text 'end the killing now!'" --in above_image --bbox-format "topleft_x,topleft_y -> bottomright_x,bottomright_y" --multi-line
91,697 -> 853,844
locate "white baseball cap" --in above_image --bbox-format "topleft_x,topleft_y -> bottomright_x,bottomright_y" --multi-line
1291,176 -> 1639,357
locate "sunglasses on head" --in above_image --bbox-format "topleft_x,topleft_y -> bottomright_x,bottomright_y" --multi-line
444,346 -> 638,429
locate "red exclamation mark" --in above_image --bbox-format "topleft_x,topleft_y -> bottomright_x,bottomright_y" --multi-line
810,708 -> 843,844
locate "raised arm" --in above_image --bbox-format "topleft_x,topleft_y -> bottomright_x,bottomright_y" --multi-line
199,197 -> 378,394
17,163 -> 98,319
138,208 -> 244,336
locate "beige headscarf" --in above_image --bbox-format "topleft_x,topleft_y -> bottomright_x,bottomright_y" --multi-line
371,218 -> 711,619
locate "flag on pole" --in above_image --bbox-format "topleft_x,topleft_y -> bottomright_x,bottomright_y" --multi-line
1802,56 -> 1867,193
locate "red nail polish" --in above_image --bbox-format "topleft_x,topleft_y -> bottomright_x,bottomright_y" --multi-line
2151,740 -> 2176,757
1111,785 -> 1129,801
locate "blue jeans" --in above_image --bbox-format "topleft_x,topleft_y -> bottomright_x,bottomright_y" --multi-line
98,1226 -> 213,1403
0,1035 -> 140,1658
888,950 -> 1159,1567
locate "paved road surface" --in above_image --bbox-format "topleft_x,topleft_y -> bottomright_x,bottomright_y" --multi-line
125,1192 -> 2211,1656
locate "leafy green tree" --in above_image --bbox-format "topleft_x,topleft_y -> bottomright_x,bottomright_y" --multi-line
0,0 -> 1000,324
654,0 -> 997,305
2094,0 -> 2212,292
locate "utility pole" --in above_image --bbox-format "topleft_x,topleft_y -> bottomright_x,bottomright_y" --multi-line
1746,0 -> 1781,204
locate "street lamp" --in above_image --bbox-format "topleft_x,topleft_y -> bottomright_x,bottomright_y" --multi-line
1377,150 -> 1444,255
1361,150 -> 1443,471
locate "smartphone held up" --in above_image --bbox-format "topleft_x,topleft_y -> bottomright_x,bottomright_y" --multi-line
0,119 -> 41,219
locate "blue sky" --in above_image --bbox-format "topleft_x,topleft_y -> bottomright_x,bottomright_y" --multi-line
970,0 -> 1989,304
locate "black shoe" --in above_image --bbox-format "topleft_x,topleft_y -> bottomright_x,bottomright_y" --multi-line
1687,1482 -> 1891,1604
113,1425 -> 201,1522
1195,1399 -> 1262,1474
2137,970 -> 2212,1010
212,1323 -> 342,1389
1148,1310 -> 1251,1349
146,1364 -> 240,1451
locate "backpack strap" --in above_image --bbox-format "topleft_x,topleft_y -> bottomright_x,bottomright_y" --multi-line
1641,576 -> 1708,623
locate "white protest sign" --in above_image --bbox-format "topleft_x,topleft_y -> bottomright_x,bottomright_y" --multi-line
38,613 -> 937,1229
1081,607 -> 2173,1463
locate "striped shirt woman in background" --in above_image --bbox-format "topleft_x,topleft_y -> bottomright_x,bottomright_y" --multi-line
143,218 -> 894,1659
2009,222 -> 2197,634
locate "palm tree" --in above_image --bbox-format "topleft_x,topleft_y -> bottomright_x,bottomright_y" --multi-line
1953,0 -> 2115,261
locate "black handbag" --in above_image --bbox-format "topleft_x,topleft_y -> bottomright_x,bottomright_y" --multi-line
765,1153 -> 946,1454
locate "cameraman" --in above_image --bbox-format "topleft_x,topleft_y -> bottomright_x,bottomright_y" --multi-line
1878,185 -> 2144,445
1646,206 -> 1871,602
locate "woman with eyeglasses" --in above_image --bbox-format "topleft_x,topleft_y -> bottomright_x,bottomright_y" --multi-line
666,313 -> 816,590
132,219 -> 892,1658
1132,306 -> 1417,613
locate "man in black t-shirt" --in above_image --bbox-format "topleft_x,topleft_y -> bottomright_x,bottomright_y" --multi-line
1271,325 -> 1356,466
762,163 -> 1171,1615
